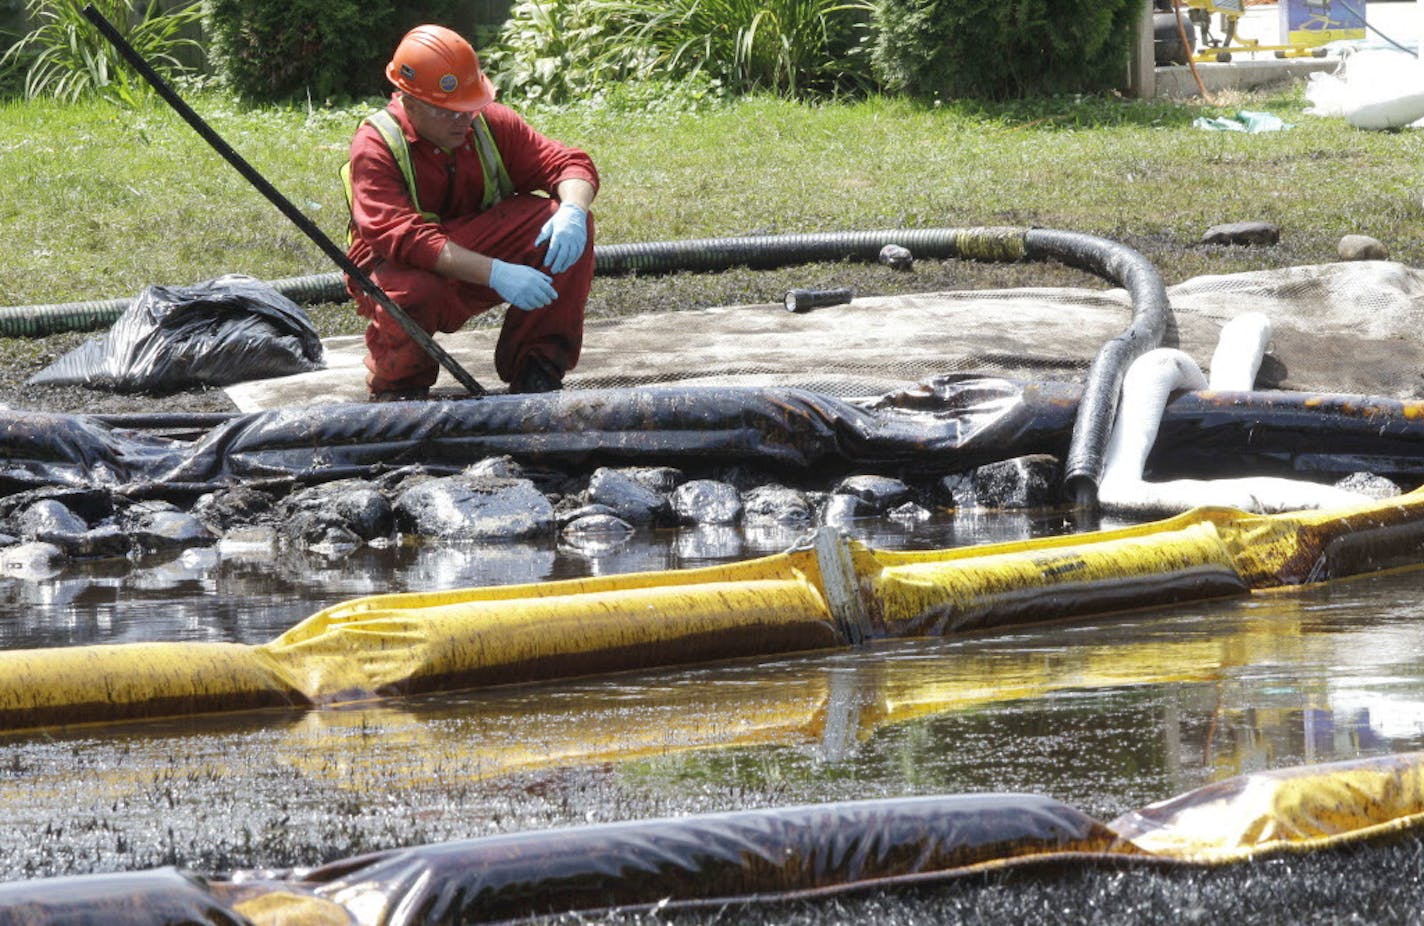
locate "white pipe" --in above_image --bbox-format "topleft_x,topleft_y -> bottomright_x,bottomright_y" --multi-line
1207,311 -> 1271,391
1098,317 -> 1379,516
1101,349 -> 1206,492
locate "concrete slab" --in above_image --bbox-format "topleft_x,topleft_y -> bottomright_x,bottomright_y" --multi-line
1155,58 -> 1336,97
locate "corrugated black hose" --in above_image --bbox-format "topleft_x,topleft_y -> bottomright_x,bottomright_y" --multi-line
1,225 -> 1169,509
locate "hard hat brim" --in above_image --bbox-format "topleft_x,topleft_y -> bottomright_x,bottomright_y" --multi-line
385,62 -> 497,113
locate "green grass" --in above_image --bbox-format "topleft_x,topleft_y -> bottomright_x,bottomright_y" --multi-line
2,84 -> 1423,326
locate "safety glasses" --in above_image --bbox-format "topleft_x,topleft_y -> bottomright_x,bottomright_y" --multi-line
405,96 -> 475,122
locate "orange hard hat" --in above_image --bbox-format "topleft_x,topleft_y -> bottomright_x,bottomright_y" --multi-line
385,24 -> 496,113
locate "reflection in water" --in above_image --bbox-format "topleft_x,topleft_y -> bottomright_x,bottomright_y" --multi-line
1,511 -> 1424,879
671,524 -> 745,565
0,510 -> 1092,650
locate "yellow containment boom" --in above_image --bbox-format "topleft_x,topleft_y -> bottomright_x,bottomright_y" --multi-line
2,487 -> 1424,733
1112,752 -> 1424,864
262,548 -> 843,702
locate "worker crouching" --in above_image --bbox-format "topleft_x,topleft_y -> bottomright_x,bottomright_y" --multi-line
344,24 -> 598,400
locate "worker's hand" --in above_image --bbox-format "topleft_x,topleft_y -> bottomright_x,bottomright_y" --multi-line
489,259 -> 556,311
534,202 -> 588,275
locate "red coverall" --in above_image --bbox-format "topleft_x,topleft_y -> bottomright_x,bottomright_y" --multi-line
345,95 -> 599,393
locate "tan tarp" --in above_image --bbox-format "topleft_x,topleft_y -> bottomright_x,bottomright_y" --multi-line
225,261 -> 1424,412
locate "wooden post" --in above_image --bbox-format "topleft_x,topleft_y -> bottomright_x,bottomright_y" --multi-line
1127,0 -> 1157,99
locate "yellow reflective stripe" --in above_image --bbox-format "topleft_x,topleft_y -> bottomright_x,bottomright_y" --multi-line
469,113 -> 515,210
365,109 -> 438,222
347,108 -> 515,223
340,160 -> 355,245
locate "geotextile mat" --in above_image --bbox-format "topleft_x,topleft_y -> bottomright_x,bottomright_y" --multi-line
224,261 -> 1424,411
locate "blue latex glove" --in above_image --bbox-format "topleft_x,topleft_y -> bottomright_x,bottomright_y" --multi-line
489,259 -> 556,311
534,202 -> 588,275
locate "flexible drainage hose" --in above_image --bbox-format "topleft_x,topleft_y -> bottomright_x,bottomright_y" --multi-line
0,274 -> 346,338
0,226 -> 1169,507
1021,228 -> 1171,507
593,225 -> 1033,273
0,226 -> 1146,333
0,229 -> 1015,335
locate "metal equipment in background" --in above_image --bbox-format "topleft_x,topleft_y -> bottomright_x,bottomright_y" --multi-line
1156,0 -> 1348,63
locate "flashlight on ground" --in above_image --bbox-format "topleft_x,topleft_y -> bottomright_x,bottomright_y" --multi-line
784,287 -> 853,313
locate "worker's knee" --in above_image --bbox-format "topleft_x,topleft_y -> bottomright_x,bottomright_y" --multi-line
368,266 -> 452,318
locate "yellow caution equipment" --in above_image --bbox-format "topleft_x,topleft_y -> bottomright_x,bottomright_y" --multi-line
2,488 -> 1424,733
0,642 -> 303,730
1113,752 -> 1424,863
261,547 -> 843,701
0,594 -> 1343,807
1183,0 -> 1342,63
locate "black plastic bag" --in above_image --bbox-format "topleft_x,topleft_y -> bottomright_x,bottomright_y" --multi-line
26,274 -> 324,393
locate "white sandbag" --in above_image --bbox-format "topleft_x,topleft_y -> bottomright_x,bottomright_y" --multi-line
1098,336 -> 1378,517
1305,49 -> 1424,130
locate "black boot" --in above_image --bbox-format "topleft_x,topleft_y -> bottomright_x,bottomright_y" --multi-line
509,355 -> 564,394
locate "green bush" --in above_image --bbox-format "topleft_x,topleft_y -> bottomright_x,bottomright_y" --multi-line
204,0 -> 469,104
483,0 -> 631,106
0,0 -> 202,104
871,0 -> 1142,101
489,0 -> 875,103
604,0 -> 877,98
0,0 -> 27,96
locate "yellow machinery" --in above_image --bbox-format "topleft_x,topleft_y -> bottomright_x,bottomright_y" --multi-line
1182,0 -> 1336,62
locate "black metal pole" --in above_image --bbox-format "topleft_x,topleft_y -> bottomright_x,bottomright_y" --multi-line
81,4 -> 486,397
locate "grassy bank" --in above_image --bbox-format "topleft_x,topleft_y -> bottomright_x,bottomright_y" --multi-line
7,85 -> 1424,299
1,83 -> 1421,409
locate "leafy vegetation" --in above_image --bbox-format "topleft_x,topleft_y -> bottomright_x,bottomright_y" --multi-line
872,0 -> 1141,100
0,0 -> 202,104
597,0 -> 875,98
2,0 -> 1143,107
202,0 -> 468,104
488,0 -> 875,104
483,0 -> 633,106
